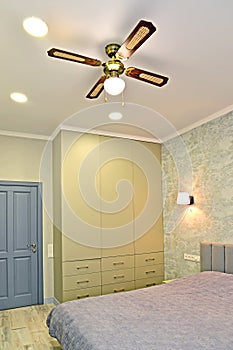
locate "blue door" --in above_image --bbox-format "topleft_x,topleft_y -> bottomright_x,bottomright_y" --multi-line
0,182 -> 43,310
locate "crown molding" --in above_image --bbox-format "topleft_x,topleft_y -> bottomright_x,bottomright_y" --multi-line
59,125 -> 160,143
0,129 -> 50,141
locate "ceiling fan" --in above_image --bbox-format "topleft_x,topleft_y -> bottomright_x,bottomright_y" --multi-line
47,20 -> 169,99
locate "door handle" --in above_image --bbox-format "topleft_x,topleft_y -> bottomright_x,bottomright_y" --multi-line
27,243 -> 37,248
27,243 -> 37,252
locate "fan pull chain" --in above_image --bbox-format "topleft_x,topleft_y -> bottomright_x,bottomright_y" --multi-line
121,91 -> 125,107
104,91 -> 108,103
104,91 -> 125,105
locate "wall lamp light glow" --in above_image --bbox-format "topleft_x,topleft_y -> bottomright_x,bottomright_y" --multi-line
177,192 -> 194,205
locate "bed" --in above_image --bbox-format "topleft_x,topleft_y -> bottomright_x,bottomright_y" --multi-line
47,242 -> 233,349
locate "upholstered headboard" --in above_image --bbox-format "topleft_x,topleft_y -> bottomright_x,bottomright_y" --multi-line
200,242 -> 233,274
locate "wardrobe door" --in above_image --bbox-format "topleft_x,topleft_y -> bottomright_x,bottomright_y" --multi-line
99,136 -> 134,257
132,141 -> 163,254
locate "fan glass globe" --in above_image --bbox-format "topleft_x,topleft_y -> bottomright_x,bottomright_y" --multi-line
104,77 -> 125,96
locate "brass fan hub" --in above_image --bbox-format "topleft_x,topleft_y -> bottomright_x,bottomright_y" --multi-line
103,59 -> 125,77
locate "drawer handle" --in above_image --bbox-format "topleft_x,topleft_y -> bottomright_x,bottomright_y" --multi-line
76,280 -> 89,284
113,261 -> 124,266
114,274 -> 125,279
77,294 -> 89,299
76,265 -> 89,270
145,258 -> 155,262
114,288 -> 125,293
146,282 -> 156,287
145,270 -> 156,275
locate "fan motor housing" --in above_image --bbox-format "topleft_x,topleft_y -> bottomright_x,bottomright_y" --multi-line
103,59 -> 125,77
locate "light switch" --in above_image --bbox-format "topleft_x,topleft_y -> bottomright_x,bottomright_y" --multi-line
48,243 -> 54,258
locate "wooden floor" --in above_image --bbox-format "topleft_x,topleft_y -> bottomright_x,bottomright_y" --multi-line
0,304 -> 62,349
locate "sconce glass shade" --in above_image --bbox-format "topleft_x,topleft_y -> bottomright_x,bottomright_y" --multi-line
104,77 -> 125,96
177,192 -> 193,205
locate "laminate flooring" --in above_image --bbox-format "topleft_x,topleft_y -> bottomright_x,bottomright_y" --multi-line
0,304 -> 62,349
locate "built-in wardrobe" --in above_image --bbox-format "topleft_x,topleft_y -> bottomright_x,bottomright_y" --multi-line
53,131 -> 164,303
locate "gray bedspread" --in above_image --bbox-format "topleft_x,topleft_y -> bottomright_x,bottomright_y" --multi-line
46,271 -> 233,349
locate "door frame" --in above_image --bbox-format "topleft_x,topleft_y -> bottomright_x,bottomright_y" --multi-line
0,180 -> 43,305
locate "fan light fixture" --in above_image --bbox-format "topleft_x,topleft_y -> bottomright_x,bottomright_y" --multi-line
104,77 -> 125,96
177,192 -> 194,205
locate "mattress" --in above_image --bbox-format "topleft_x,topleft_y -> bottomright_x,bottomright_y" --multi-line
47,271 -> 233,350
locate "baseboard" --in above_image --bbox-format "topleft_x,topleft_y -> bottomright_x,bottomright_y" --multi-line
44,297 -> 60,305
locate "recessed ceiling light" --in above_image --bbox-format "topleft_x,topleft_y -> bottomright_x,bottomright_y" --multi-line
108,112 -> 123,120
10,92 -> 28,103
23,17 -> 48,38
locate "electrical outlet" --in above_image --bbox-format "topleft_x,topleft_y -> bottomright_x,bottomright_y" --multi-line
184,253 -> 200,262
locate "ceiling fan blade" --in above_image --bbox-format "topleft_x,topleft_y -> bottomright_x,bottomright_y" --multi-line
117,20 -> 156,59
125,67 -> 169,87
47,48 -> 102,67
86,76 -> 107,99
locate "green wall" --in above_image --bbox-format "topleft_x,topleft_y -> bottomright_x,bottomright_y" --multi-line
162,111 -> 233,279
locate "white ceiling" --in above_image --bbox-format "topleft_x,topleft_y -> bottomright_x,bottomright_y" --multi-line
1,0 -> 233,141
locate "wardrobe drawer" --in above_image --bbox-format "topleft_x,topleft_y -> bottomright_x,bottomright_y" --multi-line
63,272 -> 101,291
135,252 -> 163,267
101,255 -> 134,271
63,286 -> 101,302
63,259 -> 101,276
135,264 -> 164,280
135,276 -> 163,289
102,281 -> 135,295
102,268 -> 134,285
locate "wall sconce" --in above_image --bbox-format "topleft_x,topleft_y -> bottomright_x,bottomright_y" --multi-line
177,192 -> 194,205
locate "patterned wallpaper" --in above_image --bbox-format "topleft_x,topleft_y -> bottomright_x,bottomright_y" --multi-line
162,111 -> 233,280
